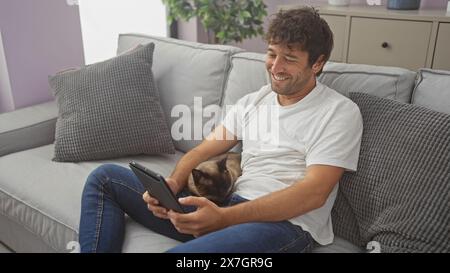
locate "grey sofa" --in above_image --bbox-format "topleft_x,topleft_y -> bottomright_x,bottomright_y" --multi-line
0,34 -> 448,253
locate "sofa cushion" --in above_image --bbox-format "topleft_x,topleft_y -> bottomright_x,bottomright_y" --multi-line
222,52 -> 270,106
311,236 -> 364,253
0,144 -> 364,253
49,43 -> 175,162
412,68 -> 450,115
333,92 -> 450,252
331,190 -> 363,248
121,219 -> 182,253
0,100 -> 57,157
0,144 -> 184,252
117,34 -> 243,152
319,62 -> 417,103
122,222 -> 363,253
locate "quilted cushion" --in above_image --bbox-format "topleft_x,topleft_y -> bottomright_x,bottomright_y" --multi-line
332,92 -> 450,253
49,43 -> 175,162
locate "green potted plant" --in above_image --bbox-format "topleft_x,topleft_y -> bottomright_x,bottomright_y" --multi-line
162,0 -> 267,44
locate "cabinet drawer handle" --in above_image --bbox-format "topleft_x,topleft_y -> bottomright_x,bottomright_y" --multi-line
381,42 -> 389,48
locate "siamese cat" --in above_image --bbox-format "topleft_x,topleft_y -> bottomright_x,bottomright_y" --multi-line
187,152 -> 242,205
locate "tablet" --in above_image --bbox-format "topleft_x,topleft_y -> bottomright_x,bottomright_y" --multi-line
129,161 -> 185,213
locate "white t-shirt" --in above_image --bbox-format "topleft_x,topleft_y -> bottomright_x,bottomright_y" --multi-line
221,82 -> 363,245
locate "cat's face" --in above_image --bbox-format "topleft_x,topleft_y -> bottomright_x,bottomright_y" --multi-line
191,157 -> 233,204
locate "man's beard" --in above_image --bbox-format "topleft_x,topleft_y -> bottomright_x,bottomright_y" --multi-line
271,78 -> 305,96
271,68 -> 315,97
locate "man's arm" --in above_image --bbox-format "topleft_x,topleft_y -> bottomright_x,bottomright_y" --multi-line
168,164 -> 344,236
168,125 -> 239,193
223,165 -> 344,225
143,125 -> 238,219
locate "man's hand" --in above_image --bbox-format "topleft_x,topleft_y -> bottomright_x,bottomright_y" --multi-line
142,177 -> 180,219
168,196 -> 229,237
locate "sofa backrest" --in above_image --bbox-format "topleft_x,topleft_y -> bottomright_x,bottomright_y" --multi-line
117,34 -> 243,152
222,52 -> 270,106
222,56 -> 418,106
319,62 -> 417,103
115,34 -> 437,155
412,68 -> 450,115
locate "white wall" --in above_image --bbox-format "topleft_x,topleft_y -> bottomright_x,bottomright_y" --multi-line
78,0 -> 167,64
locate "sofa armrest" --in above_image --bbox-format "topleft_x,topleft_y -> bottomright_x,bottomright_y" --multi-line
0,100 -> 58,157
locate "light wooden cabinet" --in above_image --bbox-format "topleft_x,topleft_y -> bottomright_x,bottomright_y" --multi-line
348,18 -> 432,70
280,5 -> 450,71
320,14 -> 347,62
433,23 -> 450,70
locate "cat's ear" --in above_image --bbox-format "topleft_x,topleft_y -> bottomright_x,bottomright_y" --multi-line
191,169 -> 204,183
217,157 -> 228,172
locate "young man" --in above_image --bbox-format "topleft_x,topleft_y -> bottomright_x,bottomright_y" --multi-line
79,7 -> 363,253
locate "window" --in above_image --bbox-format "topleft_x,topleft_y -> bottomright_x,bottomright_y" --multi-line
78,0 -> 167,64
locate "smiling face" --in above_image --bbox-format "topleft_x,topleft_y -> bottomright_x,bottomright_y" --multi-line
266,43 -> 324,104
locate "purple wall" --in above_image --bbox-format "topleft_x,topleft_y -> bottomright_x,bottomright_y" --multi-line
0,0 -> 84,112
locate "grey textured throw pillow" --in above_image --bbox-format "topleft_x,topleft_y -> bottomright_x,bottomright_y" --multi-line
49,43 -> 175,162
332,92 -> 450,253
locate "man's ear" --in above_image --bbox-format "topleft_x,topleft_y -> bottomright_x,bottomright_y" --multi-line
312,55 -> 326,75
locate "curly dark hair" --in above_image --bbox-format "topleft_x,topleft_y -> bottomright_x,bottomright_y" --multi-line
265,7 -> 333,74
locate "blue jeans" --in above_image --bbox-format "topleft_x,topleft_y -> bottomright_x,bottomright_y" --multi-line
79,164 -> 314,253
